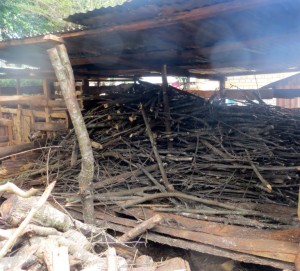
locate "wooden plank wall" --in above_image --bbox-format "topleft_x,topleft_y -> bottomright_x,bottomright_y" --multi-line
0,79 -> 74,146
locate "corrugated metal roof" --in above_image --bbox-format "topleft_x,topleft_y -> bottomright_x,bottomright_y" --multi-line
2,25 -> 86,41
1,0 -> 300,78
66,0 -> 233,27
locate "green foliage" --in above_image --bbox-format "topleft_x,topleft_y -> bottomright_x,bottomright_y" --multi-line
0,0 -> 127,38
0,0 -> 60,38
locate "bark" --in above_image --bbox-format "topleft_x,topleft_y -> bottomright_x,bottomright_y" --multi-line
0,182 -> 56,259
1,185 -> 73,232
48,44 -> 95,224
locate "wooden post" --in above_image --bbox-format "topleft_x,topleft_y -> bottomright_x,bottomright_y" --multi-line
16,79 -> 23,144
219,77 -> 226,100
162,65 -> 173,150
48,44 -> 95,224
43,79 -> 52,138
77,80 -> 84,109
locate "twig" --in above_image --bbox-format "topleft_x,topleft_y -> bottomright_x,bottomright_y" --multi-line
200,139 -> 230,159
140,105 -> 174,192
246,150 -> 272,192
122,191 -> 245,211
0,182 -> 38,198
46,147 -> 52,186
121,192 -> 290,223
140,167 -> 167,193
0,146 -> 61,161
0,181 -> 56,259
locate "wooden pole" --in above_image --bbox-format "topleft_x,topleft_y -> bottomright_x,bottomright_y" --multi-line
161,64 -> 173,150
43,79 -> 52,138
219,76 -> 226,100
48,44 -> 95,224
16,79 -> 23,144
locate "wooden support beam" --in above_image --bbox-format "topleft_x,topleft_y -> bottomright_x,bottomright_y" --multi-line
43,79 -> 52,137
32,122 -> 66,132
161,65 -> 172,150
0,35 -> 63,49
0,108 -> 67,121
0,95 -> 65,108
0,118 -> 13,126
190,88 -> 300,100
219,77 -> 226,98
16,79 -> 23,144
43,34 -> 64,44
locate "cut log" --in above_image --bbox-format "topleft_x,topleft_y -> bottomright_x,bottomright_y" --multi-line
0,194 -> 74,232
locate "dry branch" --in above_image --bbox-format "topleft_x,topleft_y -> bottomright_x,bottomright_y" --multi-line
0,181 -> 56,259
140,105 -> 174,192
0,182 -> 38,198
118,214 -> 162,242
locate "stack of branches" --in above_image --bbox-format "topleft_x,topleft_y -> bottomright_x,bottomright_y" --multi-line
15,81 -> 300,228
2,81 -> 300,270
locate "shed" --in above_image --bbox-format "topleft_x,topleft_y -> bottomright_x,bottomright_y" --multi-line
0,1 -> 299,270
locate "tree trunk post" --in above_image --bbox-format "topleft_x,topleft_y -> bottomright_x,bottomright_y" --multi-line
48,44 -> 95,224
161,64 -> 173,150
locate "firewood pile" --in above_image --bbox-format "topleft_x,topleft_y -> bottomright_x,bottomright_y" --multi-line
0,182 -> 189,270
1,81 -> 300,270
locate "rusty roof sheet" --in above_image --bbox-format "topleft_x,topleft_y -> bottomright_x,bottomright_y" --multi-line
1,0 -> 300,78
66,0 -> 233,27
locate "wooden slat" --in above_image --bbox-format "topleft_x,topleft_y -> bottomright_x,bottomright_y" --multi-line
32,122 -> 66,131
126,208 -> 300,243
0,95 -> 66,108
0,118 -> 12,126
0,136 -> 8,142
97,209 -> 298,264
1,108 -> 67,119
